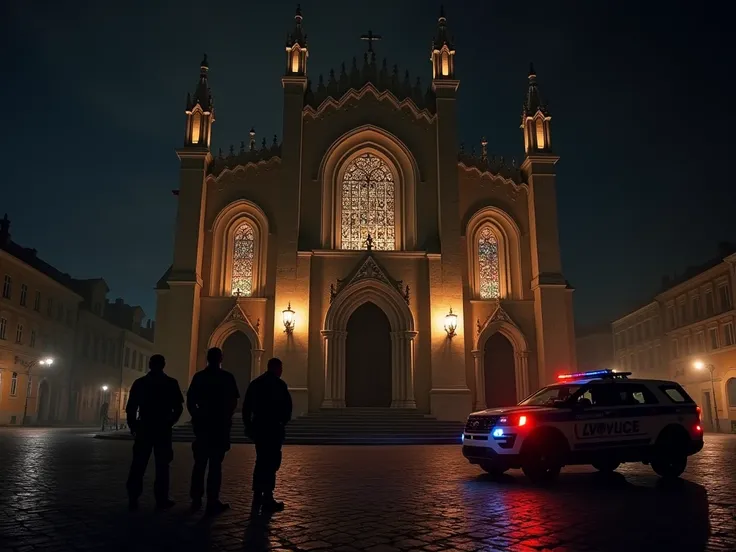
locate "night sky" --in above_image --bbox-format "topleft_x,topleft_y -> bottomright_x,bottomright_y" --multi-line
4,0 -> 735,328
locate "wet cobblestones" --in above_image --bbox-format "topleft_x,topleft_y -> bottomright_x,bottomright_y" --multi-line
0,428 -> 733,551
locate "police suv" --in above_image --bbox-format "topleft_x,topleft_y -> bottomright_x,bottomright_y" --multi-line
462,370 -> 704,483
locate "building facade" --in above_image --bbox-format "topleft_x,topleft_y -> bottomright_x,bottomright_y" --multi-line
70,279 -> 155,426
0,216 -> 82,425
612,249 -> 736,432
155,8 -> 577,421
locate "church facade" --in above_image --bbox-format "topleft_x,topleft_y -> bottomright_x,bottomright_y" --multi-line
154,8 -> 577,421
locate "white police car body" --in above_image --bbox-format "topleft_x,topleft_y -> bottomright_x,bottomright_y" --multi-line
462,370 -> 704,483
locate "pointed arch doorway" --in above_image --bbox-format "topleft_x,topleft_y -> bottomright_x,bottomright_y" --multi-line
322,277 -> 417,409
483,333 -> 516,407
345,302 -> 392,407
221,331 -> 252,410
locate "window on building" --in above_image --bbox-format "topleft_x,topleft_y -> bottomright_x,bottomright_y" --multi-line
108,341 -> 115,365
718,284 -> 732,311
626,328 -> 633,346
47,298 -> 53,316
66,308 -> 73,326
2,275 -> 11,299
33,291 -> 40,311
683,335 -> 691,355
638,350 -> 646,371
20,284 -> 27,307
696,332 -> 705,352
132,350 -> 138,372
728,378 -> 736,407
667,305 -> 676,329
644,320 -> 651,339
636,324 -> 642,343
124,347 -> 130,367
653,316 -> 661,334
654,345 -> 661,368
57,304 -> 63,321
0,317 -> 7,340
10,372 -> 18,396
15,323 -> 22,344
231,221 -> 255,297
83,332 -> 90,357
723,322 -> 735,347
678,301 -> 687,325
101,339 -> 108,362
477,226 -> 501,299
709,327 -> 719,350
671,338 -> 679,359
691,295 -> 700,320
30,329 -> 36,348
705,290 -> 714,317
340,153 -> 396,251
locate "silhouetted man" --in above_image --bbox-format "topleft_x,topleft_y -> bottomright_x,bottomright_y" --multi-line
125,354 -> 184,511
187,347 -> 240,515
243,357 -> 292,513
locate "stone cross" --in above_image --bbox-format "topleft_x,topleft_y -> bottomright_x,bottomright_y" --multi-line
360,30 -> 382,53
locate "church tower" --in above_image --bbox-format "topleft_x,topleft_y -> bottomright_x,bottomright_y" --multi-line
274,5 -> 310,408
155,56 -> 215,389
520,64 -> 577,383
429,8 -> 471,419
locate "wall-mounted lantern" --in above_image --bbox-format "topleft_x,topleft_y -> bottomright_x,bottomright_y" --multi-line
282,303 -> 295,334
444,307 -> 458,338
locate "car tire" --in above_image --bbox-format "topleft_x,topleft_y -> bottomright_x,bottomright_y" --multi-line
592,460 -> 620,472
651,456 -> 687,479
480,463 -> 508,477
521,434 -> 563,484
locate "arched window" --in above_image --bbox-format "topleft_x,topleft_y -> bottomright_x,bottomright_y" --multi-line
728,377 -> 736,407
191,111 -> 201,144
535,118 -> 545,149
340,153 -> 396,250
478,226 -> 500,299
231,221 -> 255,296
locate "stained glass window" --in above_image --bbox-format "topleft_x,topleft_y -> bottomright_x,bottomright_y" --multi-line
478,226 -> 500,299
231,221 -> 255,297
340,153 -> 396,250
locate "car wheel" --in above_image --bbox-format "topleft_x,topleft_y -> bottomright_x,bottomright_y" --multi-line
592,460 -> 620,472
651,456 -> 687,478
480,463 -> 508,476
521,438 -> 562,484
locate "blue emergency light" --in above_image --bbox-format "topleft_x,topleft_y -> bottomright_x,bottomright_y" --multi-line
557,369 -> 630,381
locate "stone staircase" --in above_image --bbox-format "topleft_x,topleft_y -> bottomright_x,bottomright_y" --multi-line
170,408 -> 464,445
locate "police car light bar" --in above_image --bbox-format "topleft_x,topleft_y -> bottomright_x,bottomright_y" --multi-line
557,369 -> 631,380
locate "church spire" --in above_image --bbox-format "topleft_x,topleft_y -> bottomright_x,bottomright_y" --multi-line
285,4 -> 308,76
521,63 -> 552,154
430,5 -> 456,80
184,54 -> 215,148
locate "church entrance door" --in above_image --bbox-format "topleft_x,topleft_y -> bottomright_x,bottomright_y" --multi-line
484,332 -> 517,407
345,302 -> 392,407
221,331 -> 252,410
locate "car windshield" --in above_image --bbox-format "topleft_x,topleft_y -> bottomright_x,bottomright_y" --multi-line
519,384 -> 581,406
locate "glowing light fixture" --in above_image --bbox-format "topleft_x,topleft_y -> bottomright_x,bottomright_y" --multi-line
444,307 -> 458,338
39,357 -> 54,366
282,303 -> 295,334
492,428 -> 504,438
101,385 -> 109,392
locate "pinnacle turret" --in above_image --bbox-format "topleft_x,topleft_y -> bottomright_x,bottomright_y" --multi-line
522,63 -> 550,119
521,63 -> 552,154
286,4 -> 307,48
430,6 -> 456,81
284,5 -> 308,76
188,54 -> 213,112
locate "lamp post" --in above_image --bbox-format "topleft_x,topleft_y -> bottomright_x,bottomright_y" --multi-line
694,360 -> 720,433
100,385 -> 110,431
14,356 -> 54,426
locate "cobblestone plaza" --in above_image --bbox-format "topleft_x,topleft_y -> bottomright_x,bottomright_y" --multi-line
0,429 -> 733,552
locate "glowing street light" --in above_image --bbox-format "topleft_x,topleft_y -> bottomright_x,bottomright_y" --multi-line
101,385 -> 109,392
693,360 -> 720,433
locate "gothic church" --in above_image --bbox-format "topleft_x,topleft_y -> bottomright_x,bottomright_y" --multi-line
155,7 -> 577,421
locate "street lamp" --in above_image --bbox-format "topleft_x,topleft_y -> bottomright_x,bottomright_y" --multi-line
15,356 -> 54,426
694,360 -> 720,433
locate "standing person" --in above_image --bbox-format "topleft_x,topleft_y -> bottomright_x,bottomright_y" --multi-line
187,347 -> 240,515
125,354 -> 184,511
243,357 -> 292,513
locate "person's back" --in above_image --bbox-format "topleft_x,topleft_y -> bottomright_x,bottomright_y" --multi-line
132,371 -> 182,432
125,354 -> 183,511
186,347 -> 240,515
187,364 -> 239,436
245,371 -> 291,433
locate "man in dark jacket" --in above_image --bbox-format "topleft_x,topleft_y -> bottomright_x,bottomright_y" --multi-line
187,347 -> 240,515
125,354 -> 184,511
242,357 -> 292,513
